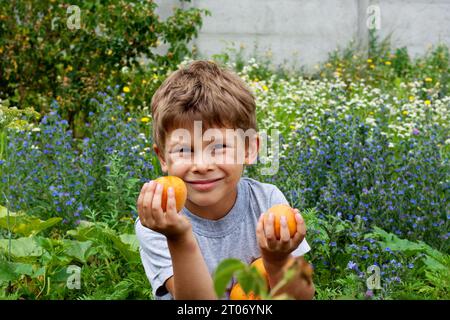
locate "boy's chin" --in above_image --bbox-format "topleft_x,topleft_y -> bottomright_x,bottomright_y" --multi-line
188,193 -> 221,206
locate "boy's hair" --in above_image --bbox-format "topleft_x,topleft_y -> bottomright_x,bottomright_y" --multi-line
151,60 -> 257,154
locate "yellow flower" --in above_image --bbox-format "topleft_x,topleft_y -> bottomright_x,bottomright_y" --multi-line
409,96 -> 415,102
141,117 -> 150,123
123,86 -> 130,93
369,111 -> 374,115
370,64 -> 375,69
127,117 -> 133,122
425,77 -> 432,82
142,79 -> 147,85
402,110 -> 408,115
367,58 -> 373,63
66,65 -> 73,72
325,63 -> 332,68
111,116 -> 116,121
107,49 -> 113,56
385,61 -> 392,66
262,85 -> 269,92
290,125 -> 296,130
424,100 -> 431,105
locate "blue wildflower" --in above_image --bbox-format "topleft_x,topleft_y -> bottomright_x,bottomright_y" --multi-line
347,261 -> 358,270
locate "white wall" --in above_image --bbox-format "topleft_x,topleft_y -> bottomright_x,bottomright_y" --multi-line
155,0 -> 450,70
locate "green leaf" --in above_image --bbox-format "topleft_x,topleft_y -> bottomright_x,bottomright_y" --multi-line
0,237 -> 44,258
370,226 -> 440,256
213,259 -> 246,298
0,206 -> 62,236
119,234 -> 139,252
62,240 -> 94,263
67,223 -> 139,263
103,230 -> 140,263
51,266 -> 73,283
236,267 -> 267,297
32,266 -> 46,278
0,260 -> 34,281
423,255 -> 448,273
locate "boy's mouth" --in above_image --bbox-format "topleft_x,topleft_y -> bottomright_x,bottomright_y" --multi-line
185,177 -> 224,191
186,177 -> 223,184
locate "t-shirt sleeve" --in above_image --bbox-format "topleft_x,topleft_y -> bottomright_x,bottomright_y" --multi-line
135,218 -> 174,299
270,185 -> 311,256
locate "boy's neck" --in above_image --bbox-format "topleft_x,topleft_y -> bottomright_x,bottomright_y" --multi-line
184,188 -> 238,221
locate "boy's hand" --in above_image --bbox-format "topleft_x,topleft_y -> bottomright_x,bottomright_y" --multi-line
256,208 -> 306,267
137,180 -> 191,241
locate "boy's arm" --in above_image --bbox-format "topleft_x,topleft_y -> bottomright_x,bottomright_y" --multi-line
165,232 -> 217,300
257,211 -> 315,300
137,181 -> 216,300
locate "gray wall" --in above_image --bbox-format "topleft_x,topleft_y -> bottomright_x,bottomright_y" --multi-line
155,0 -> 450,70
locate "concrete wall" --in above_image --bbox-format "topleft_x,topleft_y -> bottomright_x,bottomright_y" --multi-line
155,0 -> 450,70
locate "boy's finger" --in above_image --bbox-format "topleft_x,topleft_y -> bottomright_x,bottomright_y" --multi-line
264,212 -> 277,245
292,213 -> 306,244
256,214 -> 268,248
279,216 -> 291,245
151,182 -> 165,226
165,187 -> 178,217
137,183 -> 147,218
142,181 -> 156,226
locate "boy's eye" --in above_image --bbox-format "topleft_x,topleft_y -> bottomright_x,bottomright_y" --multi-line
175,147 -> 191,153
214,144 -> 227,149
173,144 -> 227,153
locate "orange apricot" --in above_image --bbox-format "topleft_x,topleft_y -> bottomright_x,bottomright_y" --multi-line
229,283 -> 260,300
250,257 -> 269,284
264,204 -> 297,239
154,176 -> 187,212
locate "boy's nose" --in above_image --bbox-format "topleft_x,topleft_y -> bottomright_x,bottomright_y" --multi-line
192,151 -> 215,171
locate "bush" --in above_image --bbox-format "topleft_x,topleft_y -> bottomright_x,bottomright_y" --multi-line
0,0 -> 209,137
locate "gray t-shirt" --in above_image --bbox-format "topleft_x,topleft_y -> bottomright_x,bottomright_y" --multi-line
135,176 -> 311,300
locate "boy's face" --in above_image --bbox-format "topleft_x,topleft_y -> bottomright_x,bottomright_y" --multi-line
153,124 -> 259,217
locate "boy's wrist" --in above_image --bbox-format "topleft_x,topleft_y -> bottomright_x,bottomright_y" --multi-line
262,254 -> 291,289
262,252 -> 290,269
262,254 -> 291,277
167,230 -> 196,248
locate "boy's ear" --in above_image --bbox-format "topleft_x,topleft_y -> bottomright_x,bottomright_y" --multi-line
153,143 -> 168,173
245,134 -> 260,165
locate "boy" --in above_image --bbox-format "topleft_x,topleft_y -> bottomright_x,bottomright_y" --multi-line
135,60 -> 314,300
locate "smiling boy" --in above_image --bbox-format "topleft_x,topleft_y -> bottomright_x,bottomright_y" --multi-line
135,60 -> 314,300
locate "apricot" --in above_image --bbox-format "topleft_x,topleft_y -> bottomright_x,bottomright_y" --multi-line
154,176 -> 187,212
250,257 -> 269,284
229,283 -> 260,300
264,204 -> 297,239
